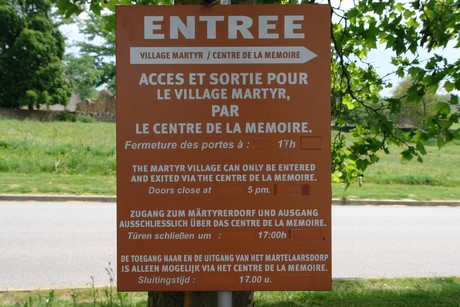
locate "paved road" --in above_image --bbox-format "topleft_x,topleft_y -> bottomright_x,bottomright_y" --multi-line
333,205 -> 460,278
0,201 -> 116,291
1,201 -> 459,290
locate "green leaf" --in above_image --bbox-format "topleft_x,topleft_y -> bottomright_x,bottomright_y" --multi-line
401,149 -> 414,161
369,154 -> 379,164
103,0 -> 119,12
406,17 -> 419,27
56,0 -> 82,18
103,15 -> 115,32
89,2 -> 102,15
343,96 -> 357,110
407,84 -> 425,103
453,128 -> 460,140
433,102 -> 451,116
445,81 -> 455,92
416,142 -> 427,155
332,172 -> 343,183
436,137 -> 445,149
346,8 -> 359,20
372,2 -> 386,15
438,119 -> 451,129
408,67 -> 426,80
395,3 -> 404,12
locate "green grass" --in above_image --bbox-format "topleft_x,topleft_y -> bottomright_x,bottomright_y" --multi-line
333,183 -> 460,200
0,286 -> 147,307
0,118 -> 459,199
1,278 -> 459,306
0,119 -> 115,195
365,142 -> 460,187
0,120 -> 115,175
333,138 -> 460,200
255,277 -> 460,306
0,173 -> 115,195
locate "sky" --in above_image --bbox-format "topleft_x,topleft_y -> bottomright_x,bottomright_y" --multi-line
60,22 -> 86,54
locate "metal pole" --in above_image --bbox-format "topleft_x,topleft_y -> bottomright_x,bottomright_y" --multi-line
217,0 -> 232,306
218,291 -> 233,307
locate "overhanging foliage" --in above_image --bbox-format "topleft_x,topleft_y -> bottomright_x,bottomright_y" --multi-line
53,0 -> 460,185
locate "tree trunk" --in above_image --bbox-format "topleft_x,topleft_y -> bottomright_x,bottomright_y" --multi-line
146,0 -> 255,305
147,291 -> 254,307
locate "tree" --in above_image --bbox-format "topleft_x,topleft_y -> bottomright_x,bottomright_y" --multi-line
0,0 -> 73,109
328,0 -> 459,183
64,53 -> 103,100
391,76 -> 450,128
73,12 -> 117,93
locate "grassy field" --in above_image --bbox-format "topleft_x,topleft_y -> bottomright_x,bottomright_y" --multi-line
255,277 -> 460,306
0,118 -> 459,199
1,277 -> 459,306
0,119 -> 116,195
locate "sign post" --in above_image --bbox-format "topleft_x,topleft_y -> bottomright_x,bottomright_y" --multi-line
219,0 -> 232,305
116,4 -> 331,292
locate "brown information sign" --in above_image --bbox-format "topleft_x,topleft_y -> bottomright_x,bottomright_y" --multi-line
116,4 -> 331,291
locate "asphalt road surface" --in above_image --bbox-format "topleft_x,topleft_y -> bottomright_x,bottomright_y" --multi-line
0,201 -> 116,291
1,201 -> 459,290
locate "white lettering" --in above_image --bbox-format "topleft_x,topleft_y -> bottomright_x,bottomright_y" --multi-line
258,15 -> 278,39
170,16 -> 195,39
199,16 -> 225,39
144,16 -> 164,39
144,15 -> 305,40
284,15 -> 304,39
